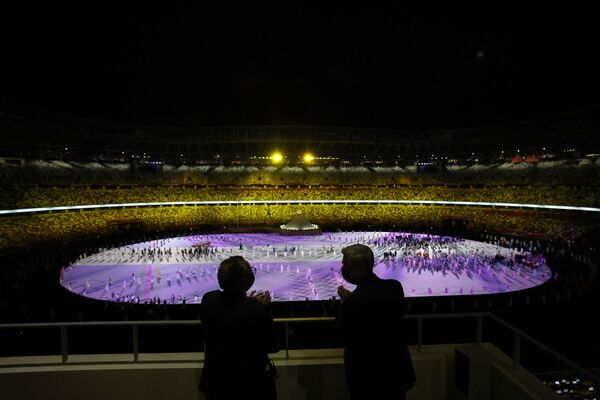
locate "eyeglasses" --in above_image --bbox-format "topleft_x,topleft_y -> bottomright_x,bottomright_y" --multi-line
250,266 -> 257,274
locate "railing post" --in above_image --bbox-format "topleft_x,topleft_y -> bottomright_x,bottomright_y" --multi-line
513,332 -> 521,370
132,325 -> 139,362
60,326 -> 68,364
417,317 -> 423,352
476,315 -> 483,344
285,322 -> 289,360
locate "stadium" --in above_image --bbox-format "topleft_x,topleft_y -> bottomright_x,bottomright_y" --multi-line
1,5 -> 600,400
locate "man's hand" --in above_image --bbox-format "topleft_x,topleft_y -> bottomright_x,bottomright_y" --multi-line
249,290 -> 271,305
337,285 -> 352,300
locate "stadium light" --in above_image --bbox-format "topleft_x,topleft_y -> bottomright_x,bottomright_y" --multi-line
271,152 -> 283,164
303,153 -> 315,163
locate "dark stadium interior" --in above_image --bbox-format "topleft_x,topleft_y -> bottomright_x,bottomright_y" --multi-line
1,4 -> 600,399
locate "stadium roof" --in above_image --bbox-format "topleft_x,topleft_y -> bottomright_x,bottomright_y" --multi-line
1,100 -> 599,162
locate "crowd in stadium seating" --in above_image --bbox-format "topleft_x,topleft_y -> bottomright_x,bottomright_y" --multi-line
1,184 -> 600,211
1,161 -> 599,252
2,157 -> 598,251
0,202 -> 593,251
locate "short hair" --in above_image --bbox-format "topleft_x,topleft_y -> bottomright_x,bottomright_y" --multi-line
217,256 -> 255,292
341,244 -> 374,272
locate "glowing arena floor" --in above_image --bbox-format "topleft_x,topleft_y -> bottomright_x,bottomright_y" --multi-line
61,232 -> 551,303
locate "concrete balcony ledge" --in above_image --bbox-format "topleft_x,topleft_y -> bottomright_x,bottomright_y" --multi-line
0,344 -> 556,400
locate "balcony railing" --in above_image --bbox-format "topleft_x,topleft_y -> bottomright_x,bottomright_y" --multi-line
1,312 -> 599,385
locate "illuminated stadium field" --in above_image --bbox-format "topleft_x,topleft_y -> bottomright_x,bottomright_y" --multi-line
61,231 -> 551,303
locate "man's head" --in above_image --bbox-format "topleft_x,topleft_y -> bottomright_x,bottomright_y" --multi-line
217,256 -> 255,293
341,244 -> 374,284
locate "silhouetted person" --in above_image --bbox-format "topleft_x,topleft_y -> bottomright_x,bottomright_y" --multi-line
200,256 -> 278,400
337,244 -> 416,400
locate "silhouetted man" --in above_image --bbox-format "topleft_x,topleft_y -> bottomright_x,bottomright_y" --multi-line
338,244 -> 415,400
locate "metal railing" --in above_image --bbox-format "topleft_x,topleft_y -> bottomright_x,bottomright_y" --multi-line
1,312 -> 599,385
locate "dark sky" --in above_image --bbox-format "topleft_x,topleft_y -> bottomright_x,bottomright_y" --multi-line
1,3 -> 599,129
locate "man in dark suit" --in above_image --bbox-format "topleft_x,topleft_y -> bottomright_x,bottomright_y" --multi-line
337,244 -> 416,400
200,256 -> 279,400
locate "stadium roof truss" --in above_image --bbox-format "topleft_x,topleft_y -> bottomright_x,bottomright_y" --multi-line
1,100 -> 599,161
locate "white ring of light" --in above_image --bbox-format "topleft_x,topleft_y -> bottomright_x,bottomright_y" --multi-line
1,200 -> 599,217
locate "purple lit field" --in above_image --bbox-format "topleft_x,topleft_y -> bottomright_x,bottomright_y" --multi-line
61,232 -> 551,303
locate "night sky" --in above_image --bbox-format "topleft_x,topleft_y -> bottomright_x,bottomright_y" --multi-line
1,3 -> 599,130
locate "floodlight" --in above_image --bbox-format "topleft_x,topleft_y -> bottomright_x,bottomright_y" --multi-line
271,152 -> 283,164
303,153 -> 314,163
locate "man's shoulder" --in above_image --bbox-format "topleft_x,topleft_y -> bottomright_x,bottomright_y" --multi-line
363,277 -> 405,299
372,276 -> 404,290
383,278 -> 406,296
383,278 -> 404,289
201,290 -> 221,303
